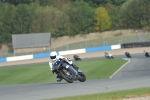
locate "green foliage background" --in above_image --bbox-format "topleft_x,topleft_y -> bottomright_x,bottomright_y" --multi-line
0,0 -> 150,45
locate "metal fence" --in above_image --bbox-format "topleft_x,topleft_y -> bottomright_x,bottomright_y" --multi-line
0,31 -> 150,58
50,32 -> 150,51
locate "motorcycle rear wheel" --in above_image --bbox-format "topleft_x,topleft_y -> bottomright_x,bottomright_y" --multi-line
60,69 -> 73,83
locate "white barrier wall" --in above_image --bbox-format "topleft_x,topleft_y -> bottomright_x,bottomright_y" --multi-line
0,44 -> 121,62
7,55 -> 33,62
111,44 -> 121,50
59,49 -> 86,56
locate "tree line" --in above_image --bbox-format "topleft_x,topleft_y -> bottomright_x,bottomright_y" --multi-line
0,0 -> 150,45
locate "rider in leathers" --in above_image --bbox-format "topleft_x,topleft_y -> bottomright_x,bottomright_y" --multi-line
49,51 -> 78,82
124,51 -> 131,58
144,50 -> 150,57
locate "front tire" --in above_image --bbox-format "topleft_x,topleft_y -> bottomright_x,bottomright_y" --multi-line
60,69 -> 73,83
78,72 -> 86,82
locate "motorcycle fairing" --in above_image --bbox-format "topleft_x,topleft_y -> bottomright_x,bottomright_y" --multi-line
62,63 -> 78,80
77,69 -> 82,72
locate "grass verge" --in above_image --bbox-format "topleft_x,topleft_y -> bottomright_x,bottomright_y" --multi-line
0,58 -> 127,85
49,87 -> 150,100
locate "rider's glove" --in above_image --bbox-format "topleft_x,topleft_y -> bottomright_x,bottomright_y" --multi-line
59,58 -> 62,60
52,70 -> 55,74
66,58 -> 73,64
59,58 -> 65,61
67,58 -> 71,61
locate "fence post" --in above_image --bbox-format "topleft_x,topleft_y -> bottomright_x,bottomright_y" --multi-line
84,41 -> 86,48
14,48 -> 16,56
103,38 -> 105,46
67,44 -> 68,50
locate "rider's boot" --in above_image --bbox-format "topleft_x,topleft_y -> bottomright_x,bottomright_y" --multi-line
56,75 -> 62,82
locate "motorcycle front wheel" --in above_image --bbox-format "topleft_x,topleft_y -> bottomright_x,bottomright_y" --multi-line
78,72 -> 86,82
60,68 -> 73,83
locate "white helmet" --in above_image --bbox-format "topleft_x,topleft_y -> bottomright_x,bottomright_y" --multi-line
50,51 -> 57,59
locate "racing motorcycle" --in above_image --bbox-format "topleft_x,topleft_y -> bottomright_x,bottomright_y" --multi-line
125,52 -> 131,58
105,52 -> 114,59
73,55 -> 81,61
144,52 -> 150,57
52,59 -> 86,83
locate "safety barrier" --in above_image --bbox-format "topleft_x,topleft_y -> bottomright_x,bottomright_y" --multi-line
0,44 -> 121,63
121,42 -> 150,48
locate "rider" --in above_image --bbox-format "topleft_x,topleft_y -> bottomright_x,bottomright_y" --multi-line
104,52 -> 112,58
124,51 -> 130,58
49,51 -> 78,82
143,50 -> 149,57
104,52 -> 108,58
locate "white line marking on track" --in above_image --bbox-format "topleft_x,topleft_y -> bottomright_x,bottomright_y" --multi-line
109,58 -> 130,79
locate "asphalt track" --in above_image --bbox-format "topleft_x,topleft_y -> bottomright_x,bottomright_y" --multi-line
0,55 -> 150,100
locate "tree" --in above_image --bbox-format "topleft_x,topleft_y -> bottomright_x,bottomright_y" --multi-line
83,0 -> 108,7
139,0 -> 150,30
30,6 -> 63,36
49,0 -> 70,9
67,0 -> 95,35
94,7 -> 111,32
107,0 -> 127,6
70,0 -> 126,7
0,0 -> 38,5
105,2 -> 121,29
14,4 -> 34,34
53,3 -> 71,37
38,0 -> 51,6
0,4 -> 16,44
120,0 -> 150,30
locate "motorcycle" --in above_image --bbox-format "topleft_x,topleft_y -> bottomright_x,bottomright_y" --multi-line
125,52 -> 131,58
52,59 -> 86,83
145,52 -> 150,57
105,52 -> 114,59
73,55 -> 81,61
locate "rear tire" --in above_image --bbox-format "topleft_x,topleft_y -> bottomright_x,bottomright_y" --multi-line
78,72 -> 86,82
60,69 -> 73,83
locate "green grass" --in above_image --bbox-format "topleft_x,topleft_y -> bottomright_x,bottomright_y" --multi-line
0,65 -> 55,85
50,87 -> 150,100
75,59 -> 126,79
0,58 -> 127,85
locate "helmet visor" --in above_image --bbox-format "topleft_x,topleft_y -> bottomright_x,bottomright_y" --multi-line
50,55 -> 56,59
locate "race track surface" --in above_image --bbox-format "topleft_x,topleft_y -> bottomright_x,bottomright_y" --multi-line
0,55 -> 150,100
111,55 -> 150,78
